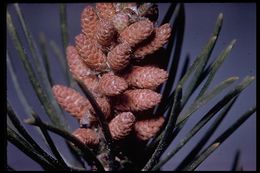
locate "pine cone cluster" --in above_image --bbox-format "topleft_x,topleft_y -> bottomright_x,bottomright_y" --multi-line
52,3 -> 172,146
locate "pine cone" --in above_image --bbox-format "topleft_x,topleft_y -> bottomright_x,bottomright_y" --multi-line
134,115 -> 165,140
107,42 -> 132,72
96,3 -> 116,20
96,20 -> 116,47
97,72 -> 128,96
66,45 -> 93,80
134,23 -> 172,58
124,65 -> 168,90
75,33 -> 104,52
72,128 -> 99,146
75,34 -> 107,72
81,75 -> 99,95
81,6 -> 99,39
114,89 -> 161,112
89,97 -> 111,120
109,112 -> 136,140
119,19 -> 154,47
52,85 -> 94,121
112,12 -> 131,32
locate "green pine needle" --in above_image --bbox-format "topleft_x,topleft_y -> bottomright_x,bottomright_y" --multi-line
196,39 -> 237,99
38,32 -> 53,85
142,85 -> 182,171
7,11 -> 67,130
25,115 -> 105,171
152,96 -> 237,170
183,106 -> 256,171
7,127 -> 59,170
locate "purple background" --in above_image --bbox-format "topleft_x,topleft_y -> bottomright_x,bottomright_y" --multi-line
7,3 -> 256,171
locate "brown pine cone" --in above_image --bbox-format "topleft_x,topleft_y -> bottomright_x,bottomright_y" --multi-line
96,3 -> 116,20
97,72 -> 128,96
124,65 -> 168,90
75,34 -> 107,72
134,23 -> 172,58
114,89 -> 161,112
109,112 -> 136,140
89,97 -> 111,120
96,20 -> 116,47
52,85 -> 94,121
134,115 -> 165,141
75,33 -> 104,52
81,6 -> 99,39
107,42 -> 132,72
66,45 -> 93,80
81,75 -> 99,95
72,128 -> 99,146
119,19 -> 154,47
112,12 -> 131,32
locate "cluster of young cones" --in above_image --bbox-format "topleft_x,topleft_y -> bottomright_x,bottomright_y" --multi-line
52,3 -> 172,146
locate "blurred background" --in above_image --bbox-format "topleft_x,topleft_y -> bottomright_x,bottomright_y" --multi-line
7,3 -> 256,171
